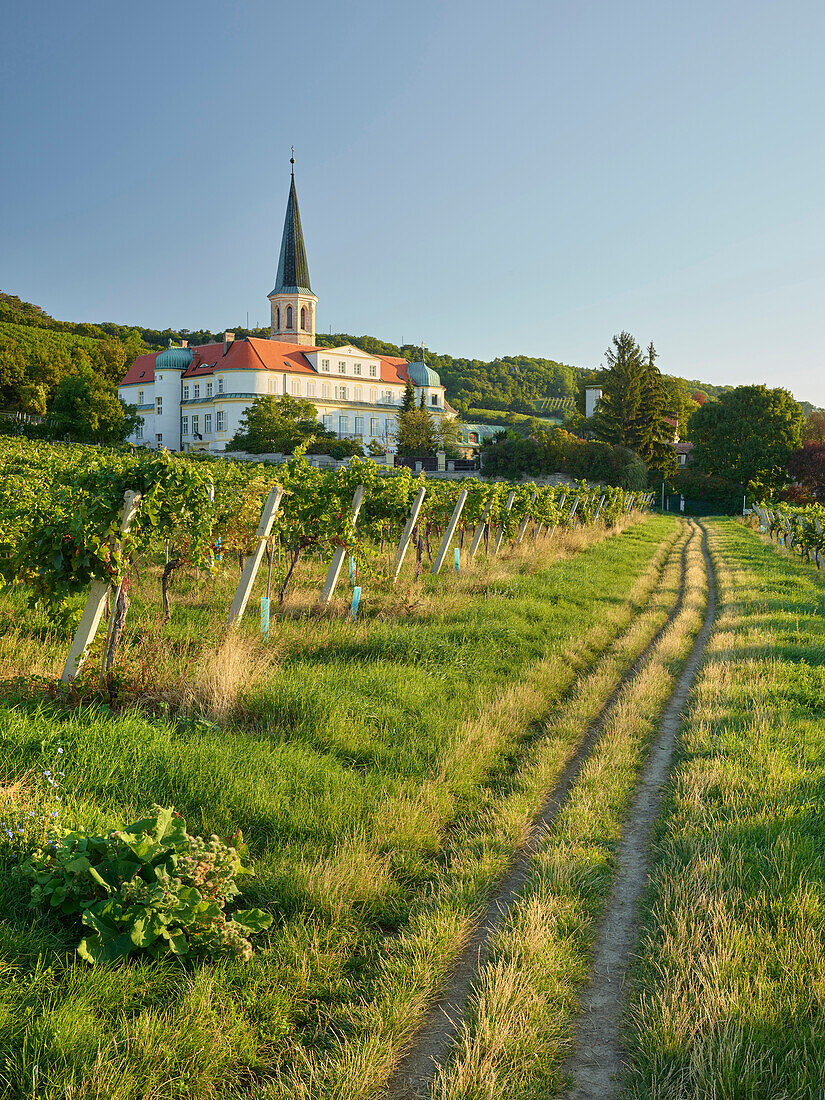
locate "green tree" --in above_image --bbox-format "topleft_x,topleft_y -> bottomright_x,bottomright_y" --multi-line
690,385 -> 804,494
801,409 -> 825,444
48,365 -> 141,444
227,394 -> 332,454
395,402 -> 437,456
401,379 -> 415,413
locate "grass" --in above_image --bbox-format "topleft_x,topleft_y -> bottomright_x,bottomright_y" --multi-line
623,519 -> 825,1099
426,522 -> 709,1098
0,512 -> 682,1098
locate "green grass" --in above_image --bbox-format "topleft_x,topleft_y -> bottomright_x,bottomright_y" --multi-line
623,519 -> 825,1099
0,515 -> 681,1098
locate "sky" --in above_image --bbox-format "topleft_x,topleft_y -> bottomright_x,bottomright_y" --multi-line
2,0 -> 824,406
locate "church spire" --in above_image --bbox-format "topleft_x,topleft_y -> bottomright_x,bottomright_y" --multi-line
271,154 -> 312,295
268,153 -> 318,345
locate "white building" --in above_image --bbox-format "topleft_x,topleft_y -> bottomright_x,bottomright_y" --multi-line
119,166 -> 452,452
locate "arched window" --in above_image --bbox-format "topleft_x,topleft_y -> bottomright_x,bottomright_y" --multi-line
286,305 -> 293,329
275,307 -> 280,330
300,307 -> 306,330
354,386 -> 363,402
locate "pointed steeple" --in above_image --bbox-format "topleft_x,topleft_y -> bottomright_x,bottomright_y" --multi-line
268,152 -> 318,345
271,158 -> 312,295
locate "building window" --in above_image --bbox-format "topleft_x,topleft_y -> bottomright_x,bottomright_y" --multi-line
136,424 -> 143,440
138,389 -> 143,404
369,388 -> 378,403
181,416 -> 188,435
355,416 -> 364,437
183,385 -> 189,400
286,305 -> 293,329
353,363 -> 361,375
431,394 -> 438,405
336,385 -> 347,400
194,384 -> 200,399
382,390 -> 392,403
300,307 -> 306,330
275,307 -> 280,330
370,417 -> 379,436
322,382 -> 331,398
204,414 -> 212,433
469,432 -> 479,444
206,382 -> 213,398
338,361 -> 346,373
323,414 -> 333,431
217,411 -> 226,432
339,415 -> 348,436
306,381 -> 316,397
156,433 -> 163,443
192,415 -> 199,436
291,379 -> 301,396
321,359 -> 330,371
354,386 -> 363,402
218,376 -> 224,394
156,396 -> 162,415
369,364 -> 377,377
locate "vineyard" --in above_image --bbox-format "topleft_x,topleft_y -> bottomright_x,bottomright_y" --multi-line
752,500 -> 825,567
0,439 -> 823,1099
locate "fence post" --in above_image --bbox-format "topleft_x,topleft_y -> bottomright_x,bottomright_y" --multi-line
468,497 -> 494,559
493,491 -> 516,555
61,490 -> 142,683
227,485 -> 284,625
431,490 -> 468,575
516,492 -> 537,544
319,485 -> 366,605
392,485 -> 426,582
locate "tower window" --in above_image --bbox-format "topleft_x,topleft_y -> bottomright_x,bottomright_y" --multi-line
156,396 -> 163,415
276,307 -> 280,330
431,394 -> 438,405
286,306 -> 293,329
300,307 -> 306,330
217,411 -> 226,431
136,424 -> 143,440
138,389 -> 143,404
182,416 -> 188,435
218,377 -> 224,394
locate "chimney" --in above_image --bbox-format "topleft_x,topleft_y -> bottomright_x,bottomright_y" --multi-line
223,331 -> 235,356
181,339 -> 188,348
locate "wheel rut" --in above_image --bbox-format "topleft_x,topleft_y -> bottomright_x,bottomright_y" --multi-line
561,520 -> 717,1099
383,522 -> 698,1100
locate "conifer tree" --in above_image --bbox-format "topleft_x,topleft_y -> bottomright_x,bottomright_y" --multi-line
402,379 -> 415,412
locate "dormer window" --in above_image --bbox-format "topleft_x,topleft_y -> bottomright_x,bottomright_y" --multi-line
353,363 -> 361,375
431,394 -> 438,406
369,364 -> 377,377
321,359 -> 330,371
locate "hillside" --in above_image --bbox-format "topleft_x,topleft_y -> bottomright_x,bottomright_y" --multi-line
0,293 -> 818,419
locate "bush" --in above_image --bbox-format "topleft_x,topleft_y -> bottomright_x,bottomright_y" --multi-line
671,470 -> 744,514
23,806 -> 271,964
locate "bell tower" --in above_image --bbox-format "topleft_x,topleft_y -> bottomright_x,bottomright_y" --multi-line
268,153 -> 317,345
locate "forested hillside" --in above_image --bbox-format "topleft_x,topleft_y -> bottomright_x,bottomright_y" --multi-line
1,292 -> 815,420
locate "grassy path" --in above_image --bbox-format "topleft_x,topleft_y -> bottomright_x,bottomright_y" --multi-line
622,519 -> 825,1099
420,520 -> 710,1099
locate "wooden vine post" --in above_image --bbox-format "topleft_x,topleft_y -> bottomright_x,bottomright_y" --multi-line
493,491 -> 516,555
516,491 -> 537,544
227,485 -> 284,625
392,485 -> 426,582
319,485 -> 365,605
61,489 -> 142,683
431,489 -> 468,575
468,497 -> 494,559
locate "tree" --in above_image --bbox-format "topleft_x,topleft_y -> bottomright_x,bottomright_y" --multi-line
48,365 -> 141,444
593,333 -> 676,481
401,379 -> 415,413
787,443 -> 825,502
689,385 -> 804,494
395,402 -> 437,456
226,394 -> 332,454
802,409 -> 825,445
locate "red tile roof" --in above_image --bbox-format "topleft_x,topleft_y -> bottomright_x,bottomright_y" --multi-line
121,338 -> 413,386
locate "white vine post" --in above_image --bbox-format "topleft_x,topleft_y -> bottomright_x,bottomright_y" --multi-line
61,489 -> 142,683
319,485 -> 366,605
468,497 -> 494,559
516,492 -> 537,543
431,489 -> 468,575
227,485 -> 284,625
392,485 -> 426,582
813,516 -> 822,567
493,491 -> 516,555
594,494 -> 606,522
548,492 -> 567,541
569,496 -> 580,528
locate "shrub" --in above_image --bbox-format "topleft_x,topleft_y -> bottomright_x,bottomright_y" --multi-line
23,806 -> 271,964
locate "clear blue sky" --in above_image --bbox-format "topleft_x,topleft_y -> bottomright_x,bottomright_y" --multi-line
2,0 -> 824,405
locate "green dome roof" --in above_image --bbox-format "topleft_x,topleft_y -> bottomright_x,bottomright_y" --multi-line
407,360 -> 441,387
156,343 -> 193,371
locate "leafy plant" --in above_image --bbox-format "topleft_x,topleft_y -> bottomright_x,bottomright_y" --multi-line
23,805 -> 271,964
